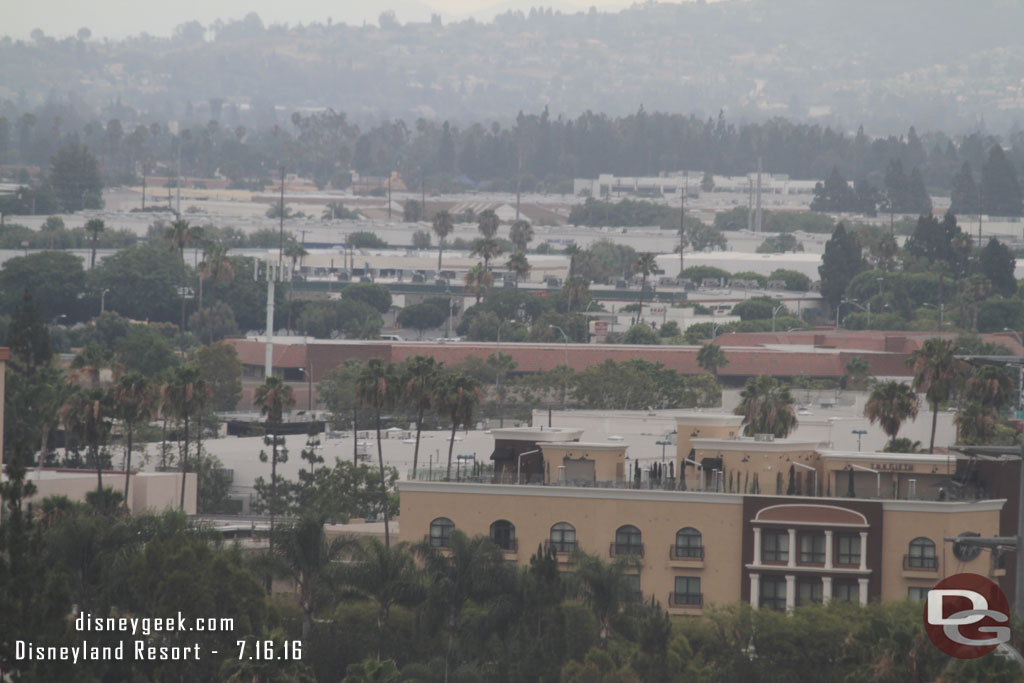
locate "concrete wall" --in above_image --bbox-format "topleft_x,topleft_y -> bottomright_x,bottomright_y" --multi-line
24,470 -> 197,515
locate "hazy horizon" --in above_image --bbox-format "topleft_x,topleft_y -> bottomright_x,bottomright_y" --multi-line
0,0 -> 655,40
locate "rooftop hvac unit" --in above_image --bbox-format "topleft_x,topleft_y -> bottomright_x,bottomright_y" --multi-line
754,433 -> 775,442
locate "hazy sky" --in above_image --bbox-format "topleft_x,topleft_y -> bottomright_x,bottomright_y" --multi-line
1,0 -> 653,40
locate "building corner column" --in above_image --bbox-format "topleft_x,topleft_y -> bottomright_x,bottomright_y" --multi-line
858,577 -> 869,606
753,527 -> 762,566
750,572 -> 760,609
859,531 -> 868,571
785,574 -> 796,612
824,530 -> 834,569
822,576 -> 832,605
787,528 -> 797,568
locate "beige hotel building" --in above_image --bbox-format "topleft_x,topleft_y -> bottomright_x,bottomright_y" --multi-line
399,416 -> 1018,613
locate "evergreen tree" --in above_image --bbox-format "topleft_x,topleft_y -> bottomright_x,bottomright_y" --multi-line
904,212 -> 971,276
818,223 -> 866,310
977,237 -> 1017,297
981,145 -> 1023,216
950,162 -> 979,215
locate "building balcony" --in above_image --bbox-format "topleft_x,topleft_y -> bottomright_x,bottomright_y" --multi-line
668,592 -> 703,609
610,542 -> 645,558
902,554 -> 938,579
493,538 -> 518,555
669,545 -> 705,568
544,540 -> 578,557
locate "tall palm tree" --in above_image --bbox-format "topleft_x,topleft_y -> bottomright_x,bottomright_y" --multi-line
632,252 -> 658,322
61,386 -> 114,496
85,218 -> 104,269
864,380 -> 919,446
564,244 -> 581,280
272,514 -> 354,639
415,530 -> 513,679
254,375 -> 296,547
696,343 -> 728,379
283,242 -> 309,331
734,375 -> 798,438
561,276 -> 590,313
197,240 -> 235,317
350,538 -> 422,656
402,356 -> 441,479
509,219 -> 534,253
112,372 -> 156,504
843,356 -> 872,390
908,338 -> 960,453
964,365 -> 1013,412
470,237 -> 502,270
163,365 -> 209,510
476,208 -> 500,238
355,358 -> 397,547
163,219 -> 201,347
433,372 -> 481,479
432,210 -> 454,271
464,263 -> 493,303
506,251 -> 530,287
570,550 -> 642,645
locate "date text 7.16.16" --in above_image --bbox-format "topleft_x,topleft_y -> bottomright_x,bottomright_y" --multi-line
237,640 -> 302,660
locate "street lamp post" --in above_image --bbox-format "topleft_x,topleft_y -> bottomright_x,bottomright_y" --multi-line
771,304 -> 785,333
852,429 -> 867,452
550,325 -> 569,408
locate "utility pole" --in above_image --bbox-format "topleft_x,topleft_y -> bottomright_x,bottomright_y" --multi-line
278,165 -> 286,271
679,172 -> 687,276
755,156 -> 763,233
175,137 -> 182,217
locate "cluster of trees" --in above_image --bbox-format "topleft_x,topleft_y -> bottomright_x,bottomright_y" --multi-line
10,493 -> 1018,682
6,83 -> 1024,206
818,213 -> 1018,334
2,288 -> 247,509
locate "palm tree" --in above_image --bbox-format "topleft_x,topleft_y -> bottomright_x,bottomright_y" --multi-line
908,338 -> 960,453
415,530 -> 513,679
734,375 -> 798,437
470,237 -> 502,270
477,208 -> 500,238
864,381 -> 919,446
254,375 -> 296,547
571,550 -> 642,645
632,252 -> 658,322
432,210 -> 454,271
272,514 -> 354,639
163,219 -> 201,348
402,356 -> 441,479
350,539 -> 422,655
197,240 -> 235,316
355,358 -> 397,547
506,251 -> 530,287
486,352 -> 518,427
283,242 -> 309,331
561,276 -> 590,313
433,372 -> 481,479
112,372 -> 155,504
69,343 -> 118,387
61,386 -> 114,496
564,244 -> 582,280
163,365 -> 209,510
509,219 -> 534,252
464,263 -> 493,303
843,356 -> 872,390
85,218 -> 104,269
965,365 -> 1013,412
696,344 -> 728,379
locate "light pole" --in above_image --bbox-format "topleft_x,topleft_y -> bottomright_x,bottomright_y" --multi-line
550,324 -> 569,408
852,429 -> 867,452
771,304 -> 785,333
791,461 -> 817,497
841,299 -> 870,328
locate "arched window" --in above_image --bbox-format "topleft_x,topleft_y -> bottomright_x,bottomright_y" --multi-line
429,517 -> 455,548
615,524 -> 643,557
674,527 -> 703,559
549,522 -> 576,553
907,537 -> 937,569
490,520 -> 516,551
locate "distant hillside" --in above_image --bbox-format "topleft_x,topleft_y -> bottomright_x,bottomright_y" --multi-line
2,1 -> 1024,132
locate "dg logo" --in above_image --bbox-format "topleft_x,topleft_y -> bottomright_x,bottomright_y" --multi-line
924,573 -> 1011,659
